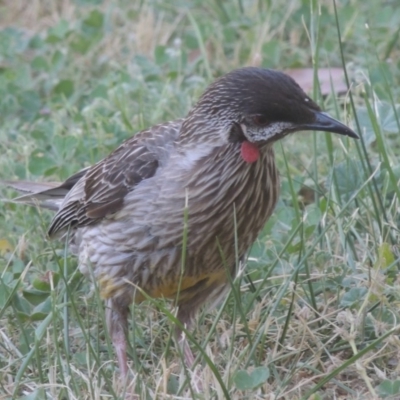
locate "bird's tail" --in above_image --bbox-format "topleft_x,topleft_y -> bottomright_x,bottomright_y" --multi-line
1,180 -> 67,211
1,167 -> 88,211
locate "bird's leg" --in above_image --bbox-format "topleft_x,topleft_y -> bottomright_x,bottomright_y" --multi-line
176,306 -> 203,392
178,325 -> 196,368
182,335 -> 195,367
176,306 -> 195,368
106,298 -> 130,377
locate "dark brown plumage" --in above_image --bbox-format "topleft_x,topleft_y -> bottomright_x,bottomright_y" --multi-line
4,67 -> 358,376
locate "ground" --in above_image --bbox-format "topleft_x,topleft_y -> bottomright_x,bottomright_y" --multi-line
0,0 -> 400,399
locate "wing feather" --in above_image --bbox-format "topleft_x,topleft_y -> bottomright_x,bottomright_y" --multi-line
48,120 -> 181,237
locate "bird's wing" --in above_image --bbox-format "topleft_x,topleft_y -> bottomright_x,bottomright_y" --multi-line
48,120 -> 182,237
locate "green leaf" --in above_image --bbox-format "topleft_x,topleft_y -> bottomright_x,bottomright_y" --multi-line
51,49 -> 65,68
12,258 -> 25,274
53,135 -> 78,159
340,287 -> 368,308
13,294 -> 31,314
0,278 -> 11,308
83,10 -> 104,29
74,352 -> 87,366
234,367 -> 269,390
31,297 -> 52,321
31,56 -> 49,71
70,34 -> 92,54
90,83 -> 108,99
32,272 -> 59,292
328,159 -> 365,199
356,102 -> 400,147
46,20 -> 69,43
23,289 -> 50,306
53,79 -> 74,98
0,27 -> 29,57
16,311 -> 31,322
154,45 -> 168,65
32,278 -> 51,292
167,375 -> 179,394
376,242 -> 395,269
19,90 -> 42,121
377,380 -> 400,398
28,151 -> 55,176
6,65 -> 31,87
35,312 -> 53,342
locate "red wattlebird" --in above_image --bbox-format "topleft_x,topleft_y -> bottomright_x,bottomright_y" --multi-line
3,67 -> 358,376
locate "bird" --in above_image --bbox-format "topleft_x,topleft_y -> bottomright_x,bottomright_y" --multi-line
3,67 -> 358,377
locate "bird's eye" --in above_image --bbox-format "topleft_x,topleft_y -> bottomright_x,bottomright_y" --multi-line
251,114 -> 270,127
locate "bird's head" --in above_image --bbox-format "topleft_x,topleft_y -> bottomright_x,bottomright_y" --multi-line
185,67 -> 358,163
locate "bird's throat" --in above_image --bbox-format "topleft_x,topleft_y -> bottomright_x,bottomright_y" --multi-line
240,141 -> 260,163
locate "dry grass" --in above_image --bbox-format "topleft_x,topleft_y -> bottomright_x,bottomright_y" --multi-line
1,0 -> 400,399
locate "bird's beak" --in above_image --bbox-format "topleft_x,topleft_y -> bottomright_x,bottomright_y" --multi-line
299,111 -> 359,139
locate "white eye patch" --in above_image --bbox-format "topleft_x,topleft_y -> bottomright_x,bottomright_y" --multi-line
241,121 -> 293,142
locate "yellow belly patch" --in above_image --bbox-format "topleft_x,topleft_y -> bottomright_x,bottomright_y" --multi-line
98,274 -> 126,299
136,269 -> 228,303
97,269 -> 228,303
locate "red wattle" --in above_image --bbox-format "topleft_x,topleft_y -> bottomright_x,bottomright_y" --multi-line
240,141 -> 260,163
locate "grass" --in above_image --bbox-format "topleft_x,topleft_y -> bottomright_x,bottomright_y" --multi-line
0,0 -> 400,398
